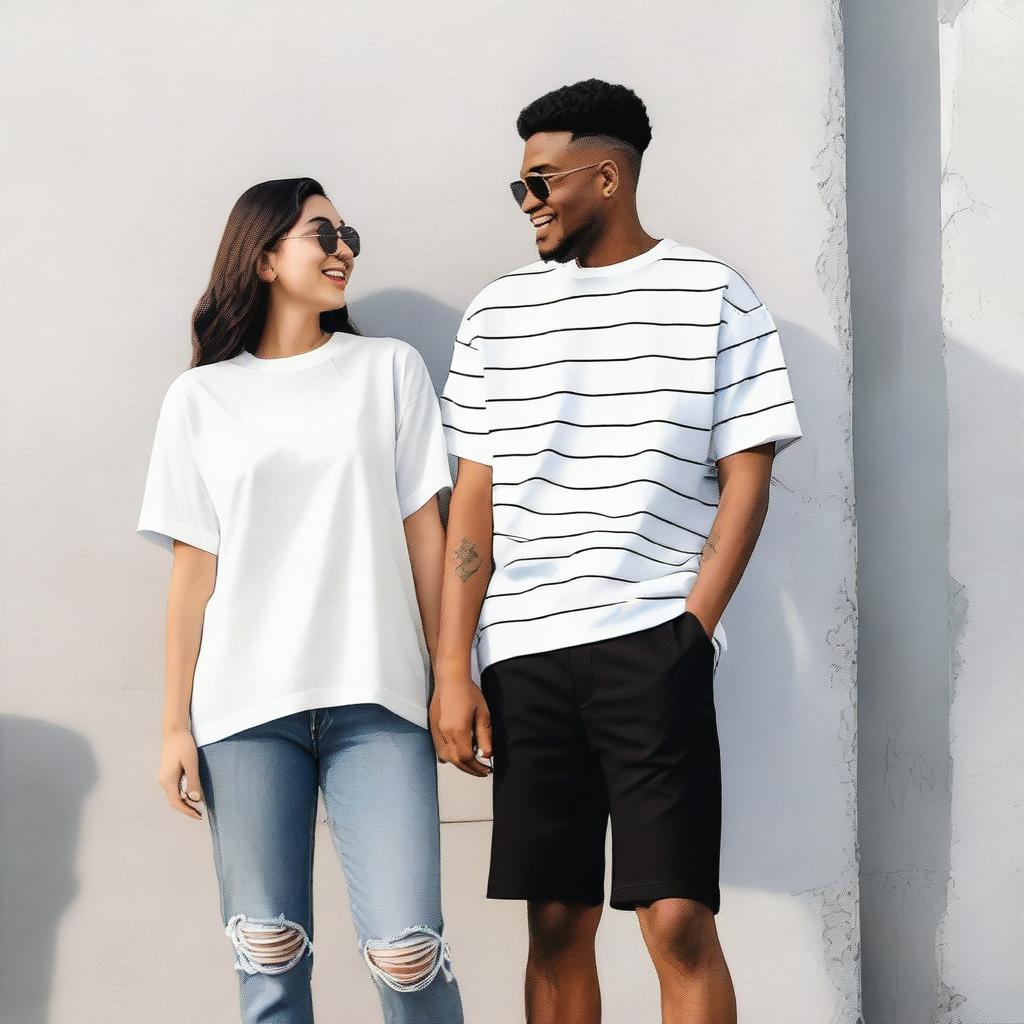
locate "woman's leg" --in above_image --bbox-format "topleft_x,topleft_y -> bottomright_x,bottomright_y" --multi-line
318,703 -> 465,1024
197,711 -> 320,1024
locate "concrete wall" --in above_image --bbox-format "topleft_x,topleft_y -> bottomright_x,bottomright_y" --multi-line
845,1 -> 1023,1021
0,2 -> 859,1021
937,1 -> 1024,1020
843,2 -> 952,1022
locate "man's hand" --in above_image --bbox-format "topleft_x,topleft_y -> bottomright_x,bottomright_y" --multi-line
686,605 -> 718,645
429,675 -> 493,777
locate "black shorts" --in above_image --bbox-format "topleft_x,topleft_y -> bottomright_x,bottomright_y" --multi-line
480,610 -> 721,915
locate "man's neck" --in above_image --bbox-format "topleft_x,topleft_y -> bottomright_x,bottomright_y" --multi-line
574,224 -> 661,269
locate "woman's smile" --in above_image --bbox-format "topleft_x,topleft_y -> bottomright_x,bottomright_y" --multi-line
322,266 -> 347,289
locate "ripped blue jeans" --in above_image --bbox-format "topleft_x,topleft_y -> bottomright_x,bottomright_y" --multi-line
196,703 -> 464,1024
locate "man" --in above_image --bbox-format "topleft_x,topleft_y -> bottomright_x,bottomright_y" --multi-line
430,78 -> 802,1024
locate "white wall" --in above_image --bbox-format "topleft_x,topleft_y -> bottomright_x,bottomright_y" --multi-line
0,2 -> 859,1021
938,1 -> 1024,1019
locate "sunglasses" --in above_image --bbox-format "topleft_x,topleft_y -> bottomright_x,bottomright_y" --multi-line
509,161 -> 605,208
277,222 -> 361,258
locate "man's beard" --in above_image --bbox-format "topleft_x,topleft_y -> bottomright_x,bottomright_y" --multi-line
539,218 -> 601,265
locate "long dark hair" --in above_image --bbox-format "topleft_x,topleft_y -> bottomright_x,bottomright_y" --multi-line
190,178 -> 360,368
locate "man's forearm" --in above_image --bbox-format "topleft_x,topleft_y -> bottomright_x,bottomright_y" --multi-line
686,475 -> 771,630
435,479 -> 493,679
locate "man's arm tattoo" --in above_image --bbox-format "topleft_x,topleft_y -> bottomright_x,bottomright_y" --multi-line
702,526 -> 722,563
453,537 -> 482,582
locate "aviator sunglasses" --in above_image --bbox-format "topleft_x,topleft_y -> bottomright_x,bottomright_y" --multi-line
277,221 -> 361,258
509,161 -> 605,207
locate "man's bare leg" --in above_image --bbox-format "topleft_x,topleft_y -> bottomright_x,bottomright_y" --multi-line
635,897 -> 737,1024
524,900 -> 603,1024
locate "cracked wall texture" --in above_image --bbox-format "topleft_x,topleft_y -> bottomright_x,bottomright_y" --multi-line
937,0 -> 1024,1020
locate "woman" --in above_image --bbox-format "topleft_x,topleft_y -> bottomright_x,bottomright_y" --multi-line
136,177 -> 464,1024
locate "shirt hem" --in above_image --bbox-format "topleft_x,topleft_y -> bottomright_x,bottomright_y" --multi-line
191,684 -> 429,747
137,520 -> 219,556
442,436 -> 492,467
399,470 -> 453,520
475,598 -> 726,676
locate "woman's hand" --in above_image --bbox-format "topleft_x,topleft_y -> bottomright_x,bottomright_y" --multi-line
158,727 -> 204,819
429,676 -> 493,778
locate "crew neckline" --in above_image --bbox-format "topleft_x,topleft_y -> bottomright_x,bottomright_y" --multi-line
560,237 -> 675,278
230,333 -> 344,372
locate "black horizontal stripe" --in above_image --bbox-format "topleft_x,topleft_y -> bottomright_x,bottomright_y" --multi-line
484,352 -> 716,371
485,416 -> 710,435
441,421 -> 488,436
487,385 -> 713,403
470,320 -> 723,344
713,399 -> 795,428
492,446 -> 709,470
467,286 -> 727,321
502,544 -> 701,571
493,526 -> 702,559
492,266 -> 558,282
661,256 -> 758,300
492,502 -> 710,541
487,571 -> 701,601
718,328 -> 778,354
660,257 -> 730,267
715,366 -> 789,393
446,368 -> 484,379
493,474 -> 718,509
475,596 -> 683,634
441,396 -> 485,411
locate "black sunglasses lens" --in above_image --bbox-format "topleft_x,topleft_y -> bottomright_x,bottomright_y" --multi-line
510,180 -> 528,206
526,175 -> 549,203
341,225 -> 360,257
317,223 -> 338,256
316,224 -> 361,257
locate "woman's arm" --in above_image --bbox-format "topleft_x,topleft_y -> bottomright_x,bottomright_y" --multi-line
684,441 -> 776,638
156,541 -> 216,818
402,493 -> 448,669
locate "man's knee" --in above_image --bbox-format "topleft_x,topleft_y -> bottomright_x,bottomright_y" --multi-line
363,925 -> 455,993
640,898 -> 716,971
225,912 -> 311,975
527,900 -> 602,960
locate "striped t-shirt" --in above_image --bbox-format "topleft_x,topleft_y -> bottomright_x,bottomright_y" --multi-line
439,237 -> 802,677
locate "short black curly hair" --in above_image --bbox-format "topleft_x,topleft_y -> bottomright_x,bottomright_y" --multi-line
516,78 -> 652,159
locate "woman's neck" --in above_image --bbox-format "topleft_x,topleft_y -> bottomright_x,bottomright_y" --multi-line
256,306 -> 330,359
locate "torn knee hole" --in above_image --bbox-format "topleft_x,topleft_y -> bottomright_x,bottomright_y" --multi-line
225,913 -> 311,975
363,926 -> 455,992
368,942 -> 436,981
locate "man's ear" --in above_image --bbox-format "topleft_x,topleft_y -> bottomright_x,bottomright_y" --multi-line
602,161 -> 619,198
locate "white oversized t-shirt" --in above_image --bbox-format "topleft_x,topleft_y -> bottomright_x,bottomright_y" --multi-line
439,238 -> 803,676
137,333 -> 453,746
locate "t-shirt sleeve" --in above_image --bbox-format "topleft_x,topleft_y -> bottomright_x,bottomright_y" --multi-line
136,379 -> 221,555
708,268 -> 803,463
394,346 -> 455,520
439,307 -> 492,466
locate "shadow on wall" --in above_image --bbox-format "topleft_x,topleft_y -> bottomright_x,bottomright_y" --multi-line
353,287 -> 464,526
0,715 -> 98,1024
